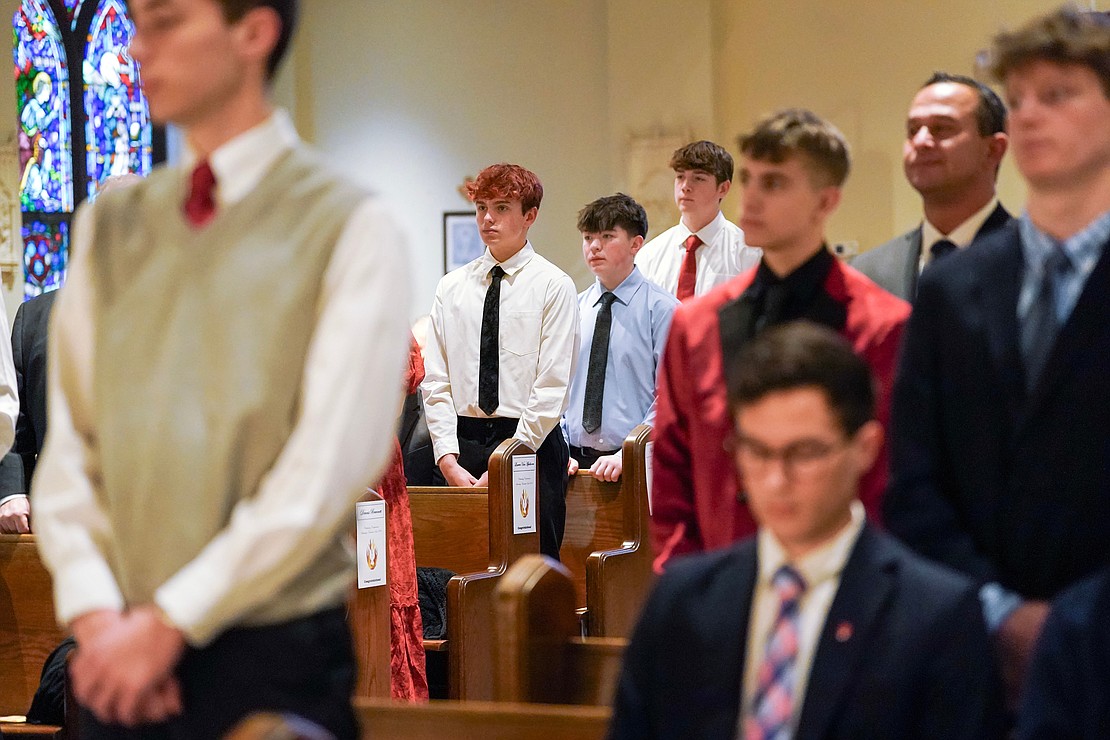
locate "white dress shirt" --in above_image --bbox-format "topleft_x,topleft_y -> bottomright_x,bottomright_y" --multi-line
32,110 -> 412,642
422,242 -> 579,462
0,312 -> 19,472
635,210 -> 761,296
918,196 -> 1000,272
738,501 -> 866,736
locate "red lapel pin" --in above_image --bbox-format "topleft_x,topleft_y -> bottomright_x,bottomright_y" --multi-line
835,621 -> 853,642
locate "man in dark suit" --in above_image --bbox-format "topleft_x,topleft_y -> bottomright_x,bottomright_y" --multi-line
610,323 -> 1004,740
1016,566 -> 1110,739
884,7 -> 1110,708
0,290 -> 57,533
852,72 -> 1011,299
651,109 -> 909,567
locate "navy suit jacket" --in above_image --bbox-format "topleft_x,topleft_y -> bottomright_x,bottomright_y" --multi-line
885,221 -> 1110,599
1017,568 -> 1110,739
608,524 -> 1004,740
0,290 -> 57,497
851,204 -> 1012,301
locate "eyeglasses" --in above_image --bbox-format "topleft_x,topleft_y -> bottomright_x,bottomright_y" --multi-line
726,433 -> 849,480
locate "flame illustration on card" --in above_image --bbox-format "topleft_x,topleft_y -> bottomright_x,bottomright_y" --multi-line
365,539 -> 378,571
519,487 -> 530,519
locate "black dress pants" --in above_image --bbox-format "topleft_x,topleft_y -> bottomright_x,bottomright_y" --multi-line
433,416 -> 568,559
78,608 -> 357,740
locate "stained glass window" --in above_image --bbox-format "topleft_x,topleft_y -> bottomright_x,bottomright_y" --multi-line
60,0 -> 83,29
13,0 -> 73,214
13,0 -> 161,299
21,218 -> 67,295
84,0 -> 149,200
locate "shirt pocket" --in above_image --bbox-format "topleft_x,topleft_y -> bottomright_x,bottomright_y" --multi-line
502,310 -> 542,357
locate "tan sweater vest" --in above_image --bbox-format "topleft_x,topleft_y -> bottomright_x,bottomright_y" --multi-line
87,148 -> 365,631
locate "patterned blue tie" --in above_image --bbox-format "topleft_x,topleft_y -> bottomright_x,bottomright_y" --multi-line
1021,247 -> 1072,392
746,565 -> 806,740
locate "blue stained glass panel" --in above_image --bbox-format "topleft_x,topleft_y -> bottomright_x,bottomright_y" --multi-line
61,0 -> 84,29
22,218 -> 68,299
84,0 -> 151,200
13,0 -> 74,213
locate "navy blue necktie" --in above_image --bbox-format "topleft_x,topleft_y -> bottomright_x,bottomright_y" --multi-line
930,239 -> 958,261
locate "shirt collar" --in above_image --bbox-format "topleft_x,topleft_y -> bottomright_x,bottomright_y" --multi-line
757,501 -> 866,590
589,266 -> 645,306
751,245 -> 833,296
679,210 -> 727,247
182,109 -> 299,209
1020,209 -> 1110,276
478,241 -> 535,277
921,197 -> 1000,251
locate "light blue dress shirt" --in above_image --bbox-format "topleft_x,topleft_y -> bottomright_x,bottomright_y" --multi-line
1018,210 -> 1110,325
564,267 -> 679,451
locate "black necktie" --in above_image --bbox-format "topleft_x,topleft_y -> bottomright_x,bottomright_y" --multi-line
478,265 -> 505,415
582,292 -> 617,433
754,283 -> 788,334
930,239 -> 958,261
1021,248 -> 1072,392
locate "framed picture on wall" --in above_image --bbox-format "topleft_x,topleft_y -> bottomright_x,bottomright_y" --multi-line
444,211 -> 483,273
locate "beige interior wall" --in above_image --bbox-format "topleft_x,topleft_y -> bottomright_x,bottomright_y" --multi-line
712,0 -> 1072,254
290,1 -> 1078,320
296,0 -> 614,316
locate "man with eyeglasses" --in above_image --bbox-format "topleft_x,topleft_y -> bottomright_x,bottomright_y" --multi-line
609,322 -> 1004,740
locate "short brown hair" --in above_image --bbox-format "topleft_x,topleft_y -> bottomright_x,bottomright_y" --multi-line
727,321 -> 875,437
215,0 -> 298,80
989,7 -> 1110,98
738,108 -> 851,187
465,164 -> 544,213
669,140 -> 734,184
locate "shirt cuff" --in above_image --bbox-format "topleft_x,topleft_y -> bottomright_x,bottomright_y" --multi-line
0,493 -> 28,507
53,557 -> 126,627
432,438 -> 460,465
979,581 -> 1023,633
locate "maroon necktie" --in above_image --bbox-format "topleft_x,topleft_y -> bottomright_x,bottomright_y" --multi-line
183,160 -> 217,228
676,234 -> 702,301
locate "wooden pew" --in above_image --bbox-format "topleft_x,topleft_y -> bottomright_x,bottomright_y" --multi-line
409,439 -> 540,700
353,698 -> 610,740
494,554 -> 626,708
583,424 -> 655,638
0,534 -> 68,738
347,491 -> 392,699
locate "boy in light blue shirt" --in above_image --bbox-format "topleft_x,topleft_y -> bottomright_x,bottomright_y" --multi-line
566,194 -> 678,481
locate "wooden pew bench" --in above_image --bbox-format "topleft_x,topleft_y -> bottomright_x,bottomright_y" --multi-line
0,534 -> 69,738
569,424 -> 655,638
494,554 -> 628,708
409,439 -> 541,699
354,698 -> 610,740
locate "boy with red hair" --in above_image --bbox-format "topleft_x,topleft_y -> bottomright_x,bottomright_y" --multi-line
422,163 -> 579,559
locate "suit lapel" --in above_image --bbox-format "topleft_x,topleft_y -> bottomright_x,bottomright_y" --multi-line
974,225 -> 1027,422
718,291 -> 757,389
976,203 -> 1012,239
903,228 -> 922,299
705,543 -> 759,735
1020,235 -> 1110,430
796,526 -> 896,739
